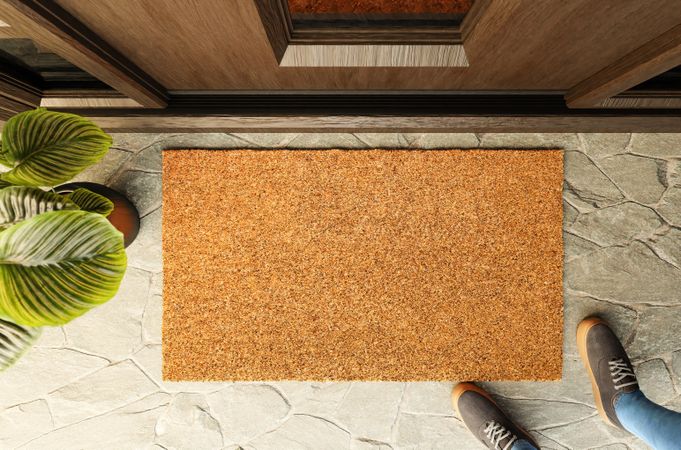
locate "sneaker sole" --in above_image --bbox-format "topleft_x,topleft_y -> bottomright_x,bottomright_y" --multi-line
576,317 -> 616,428
451,382 -> 539,448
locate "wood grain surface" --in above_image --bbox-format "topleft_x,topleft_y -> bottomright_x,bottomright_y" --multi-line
0,0 -> 168,107
52,0 -> 681,90
566,23 -> 681,108
71,113 -> 681,133
280,44 -> 468,67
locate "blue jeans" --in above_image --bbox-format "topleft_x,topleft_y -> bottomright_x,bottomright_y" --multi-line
511,390 -> 681,450
614,390 -> 681,450
512,440 -> 537,450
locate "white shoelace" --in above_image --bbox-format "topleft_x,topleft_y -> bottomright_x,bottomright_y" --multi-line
484,421 -> 518,450
609,358 -> 638,389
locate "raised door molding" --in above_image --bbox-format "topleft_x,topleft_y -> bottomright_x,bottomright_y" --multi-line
0,0 -> 168,108
566,23 -> 681,108
254,0 -> 490,67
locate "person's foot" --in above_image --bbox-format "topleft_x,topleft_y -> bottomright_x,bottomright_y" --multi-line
452,383 -> 539,450
577,317 -> 639,430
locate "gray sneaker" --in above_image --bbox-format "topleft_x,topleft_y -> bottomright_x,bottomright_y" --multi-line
577,317 -> 639,430
452,382 -> 539,450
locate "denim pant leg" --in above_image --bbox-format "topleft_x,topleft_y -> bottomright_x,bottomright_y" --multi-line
512,439 -> 538,450
615,390 -> 681,450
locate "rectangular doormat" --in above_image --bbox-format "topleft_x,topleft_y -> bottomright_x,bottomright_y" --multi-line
162,149 -> 563,381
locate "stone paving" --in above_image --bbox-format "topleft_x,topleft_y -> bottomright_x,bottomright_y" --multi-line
0,133 -> 680,449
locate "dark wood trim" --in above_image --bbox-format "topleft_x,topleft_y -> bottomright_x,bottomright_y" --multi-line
0,74 -> 41,109
0,55 -> 42,119
566,23 -> 681,108
284,0 -> 463,44
288,27 -> 462,46
603,64 -> 681,108
0,92 -> 38,119
41,88 -> 127,98
41,93 -> 681,132
160,93 -> 572,114
254,0 -> 291,62
59,114 -> 681,133
627,65 -> 681,92
254,0 -> 491,62
0,0 -> 169,108
459,0 -> 491,41
0,41 -> 138,114
286,0 -> 463,45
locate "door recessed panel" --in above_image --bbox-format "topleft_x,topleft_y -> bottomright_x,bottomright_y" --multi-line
287,0 -> 473,28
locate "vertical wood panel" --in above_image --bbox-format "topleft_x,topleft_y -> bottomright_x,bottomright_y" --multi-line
0,59 -> 42,119
566,23 -> 681,108
0,0 -> 168,107
53,0 -> 681,90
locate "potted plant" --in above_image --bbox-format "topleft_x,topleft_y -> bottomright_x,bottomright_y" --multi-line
0,108 -> 138,371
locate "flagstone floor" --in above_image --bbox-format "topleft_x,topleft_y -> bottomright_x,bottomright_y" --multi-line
1,133 -> 680,450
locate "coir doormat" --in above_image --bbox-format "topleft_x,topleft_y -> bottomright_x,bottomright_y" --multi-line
162,149 -> 563,381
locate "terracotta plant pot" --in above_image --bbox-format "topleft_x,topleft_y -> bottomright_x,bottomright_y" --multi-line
56,182 -> 140,248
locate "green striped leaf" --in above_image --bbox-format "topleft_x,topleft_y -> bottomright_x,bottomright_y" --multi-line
0,186 -> 78,230
0,108 -> 112,187
66,188 -> 114,216
0,318 -> 41,371
0,210 -> 127,326
0,142 -> 11,167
